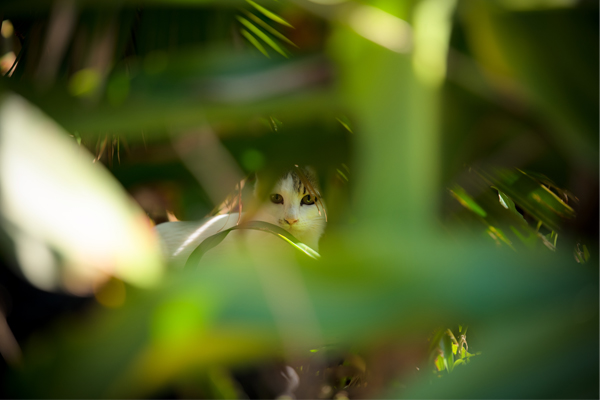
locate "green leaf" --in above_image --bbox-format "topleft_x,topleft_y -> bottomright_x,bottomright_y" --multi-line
449,185 -> 487,217
574,243 -> 590,264
336,116 -> 353,133
509,225 -> 538,248
521,171 -> 578,204
429,329 -> 445,353
583,245 -> 590,261
237,16 -> 289,58
242,10 -> 298,48
185,220 -> 320,268
240,28 -> 270,58
434,354 -> 445,372
441,333 -> 454,372
480,169 -> 575,232
185,229 -> 230,269
497,190 -> 527,224
486,225 -> 515,250
245,0 -> 293,28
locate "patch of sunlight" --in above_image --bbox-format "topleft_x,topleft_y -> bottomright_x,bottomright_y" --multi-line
412,0 -> 457,87
346,4 -> 412,53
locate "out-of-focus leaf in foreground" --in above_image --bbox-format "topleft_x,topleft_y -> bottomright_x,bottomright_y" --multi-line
480,168 -> 575,233
7,230 -> 598,398
185,220 -> 320,268
0,0 -> 597,398
0,94 -> 163,294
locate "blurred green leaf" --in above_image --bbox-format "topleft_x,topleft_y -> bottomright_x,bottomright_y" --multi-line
1,1 -> 597,399
237,16 -> 289,58
9,229 -> 597,398
434,354 -> 445,372
449,185 -> 488,217
480,168 -> 575,232
246,0 -> 293,28
574,243 -> 591,264
462,1 -> 598,168
106,73 -> 130,106
186,220 -> 320,269
336,116 -> 353,134
240,28 -> 270,58
242,9 -> 298,48
496,190 -> 525,222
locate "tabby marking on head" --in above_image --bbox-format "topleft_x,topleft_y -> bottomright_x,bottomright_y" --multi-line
254,168 -> 326,251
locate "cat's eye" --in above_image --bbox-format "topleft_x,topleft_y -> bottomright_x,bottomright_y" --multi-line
301,194 -> 316,205
270,193 -> 283,204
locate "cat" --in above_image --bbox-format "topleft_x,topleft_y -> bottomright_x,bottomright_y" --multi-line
155,168 -> 326,267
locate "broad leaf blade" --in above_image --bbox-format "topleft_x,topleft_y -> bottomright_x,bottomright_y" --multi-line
185,220 -> 320,268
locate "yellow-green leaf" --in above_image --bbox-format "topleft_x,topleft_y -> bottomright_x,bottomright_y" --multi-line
245,0 -> 293,28
240,28 -> 270,58
237,16 -> 288,58
449,185 -> 487,217
242,10 -> 298,48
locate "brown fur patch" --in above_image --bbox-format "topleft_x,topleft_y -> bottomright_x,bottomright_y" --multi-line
286,168 -> 319,195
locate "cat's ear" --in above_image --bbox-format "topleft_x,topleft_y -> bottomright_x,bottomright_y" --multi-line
303,165 -> 317,178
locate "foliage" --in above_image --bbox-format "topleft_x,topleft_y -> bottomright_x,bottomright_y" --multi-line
430,326 -> 478,375
0,0 -> 597,399
185,221 -> 321,267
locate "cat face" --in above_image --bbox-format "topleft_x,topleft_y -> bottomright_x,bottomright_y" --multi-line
255,170 -> 326,250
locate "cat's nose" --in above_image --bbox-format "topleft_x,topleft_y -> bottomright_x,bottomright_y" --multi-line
284,218 -> 299,225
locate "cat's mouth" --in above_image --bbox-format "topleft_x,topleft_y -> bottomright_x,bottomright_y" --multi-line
279,220 -> 298,231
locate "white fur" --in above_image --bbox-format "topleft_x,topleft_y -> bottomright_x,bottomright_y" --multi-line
155,173 -> 326,267
255,173 -> 326,250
